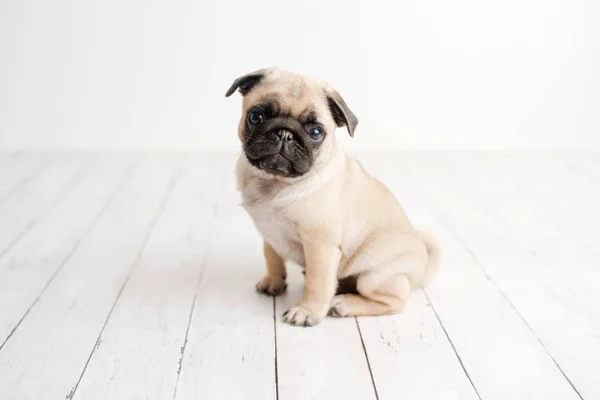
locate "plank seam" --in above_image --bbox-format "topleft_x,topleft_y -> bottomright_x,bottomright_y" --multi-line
355,317 -> 380,400
0,156 -> 54,209
401,157 -> 583,400
172,232 -> 214,400
436,222 -> 585,400
0,157 -> 140,353
172,163 -> 228,400
0,156 -> 97,261
67,156 -> 183,400
423,291 -> 483,400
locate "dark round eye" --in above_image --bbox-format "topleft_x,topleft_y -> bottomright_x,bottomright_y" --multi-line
248,111 -> 263,125
309,128 -> 323,140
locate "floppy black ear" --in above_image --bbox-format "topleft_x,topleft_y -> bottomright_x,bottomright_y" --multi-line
225,69 -> 268,97
326,89 -> 358,137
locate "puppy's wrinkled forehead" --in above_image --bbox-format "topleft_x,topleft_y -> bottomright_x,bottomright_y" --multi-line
243,74 -> 331,123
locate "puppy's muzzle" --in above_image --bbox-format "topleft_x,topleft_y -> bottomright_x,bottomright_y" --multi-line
244,116 -> 303,161
244,129 -> 292,161
244,117 -> 311,177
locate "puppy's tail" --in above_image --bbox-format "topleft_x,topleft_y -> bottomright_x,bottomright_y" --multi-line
419,230 -> 441,287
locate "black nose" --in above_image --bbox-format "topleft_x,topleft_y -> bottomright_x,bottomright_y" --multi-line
276,130 -> 293,141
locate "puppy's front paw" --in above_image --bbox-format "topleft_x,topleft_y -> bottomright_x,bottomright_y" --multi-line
283,305 -> 326,327
328,295 -> 349,317
256,275 -> 287,296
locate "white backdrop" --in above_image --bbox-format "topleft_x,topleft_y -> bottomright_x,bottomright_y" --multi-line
1,0 -> 599,151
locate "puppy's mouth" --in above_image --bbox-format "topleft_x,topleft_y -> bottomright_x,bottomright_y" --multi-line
254,153 -> 300,177
243,131 -> 310,178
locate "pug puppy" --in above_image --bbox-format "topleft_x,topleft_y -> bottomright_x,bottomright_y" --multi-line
226,67 -> 440,327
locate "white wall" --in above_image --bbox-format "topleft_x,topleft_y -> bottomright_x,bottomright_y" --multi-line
1,0 -> 599,151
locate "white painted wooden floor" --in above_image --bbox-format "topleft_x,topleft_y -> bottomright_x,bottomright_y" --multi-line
0,151 -> 599,400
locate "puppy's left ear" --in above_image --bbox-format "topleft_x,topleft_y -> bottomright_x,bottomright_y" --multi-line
225,68 -> 269,97
325,88 -> 358,137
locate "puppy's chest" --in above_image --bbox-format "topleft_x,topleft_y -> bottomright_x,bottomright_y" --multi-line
244,202 -> 305,266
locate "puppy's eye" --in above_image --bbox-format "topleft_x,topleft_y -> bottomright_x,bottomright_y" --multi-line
248,111 -> 264,125
309,128 -> 323,140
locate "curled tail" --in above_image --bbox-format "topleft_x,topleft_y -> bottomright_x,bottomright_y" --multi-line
420,230 -> 442,287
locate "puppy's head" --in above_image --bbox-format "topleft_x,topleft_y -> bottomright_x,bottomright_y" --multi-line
225,67 -> 357,178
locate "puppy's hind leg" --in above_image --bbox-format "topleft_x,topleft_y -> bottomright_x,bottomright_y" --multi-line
328,271 -> 411,317
328,251 -> 428,317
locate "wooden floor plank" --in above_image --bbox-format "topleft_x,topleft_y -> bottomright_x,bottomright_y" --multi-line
0,155 -> 91,259
557,154 -> 600,187
73,155 -> 224,400
510,154 -> 600,253
438,155 -> 600,321
348,154 -> 480,400
175,154 -> 277,400
393,154 -> 583,400
275,267 -> 377,400
0,155 -> 181,400
440,154 -> 600,399
0,155 -> 136,346
0,154 -> 50,205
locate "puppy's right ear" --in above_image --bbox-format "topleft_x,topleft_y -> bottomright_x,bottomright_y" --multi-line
225,68 -> 268,97
325,88 -> 358,138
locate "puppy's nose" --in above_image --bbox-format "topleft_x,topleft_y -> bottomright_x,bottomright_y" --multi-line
276,130 -> 293,141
